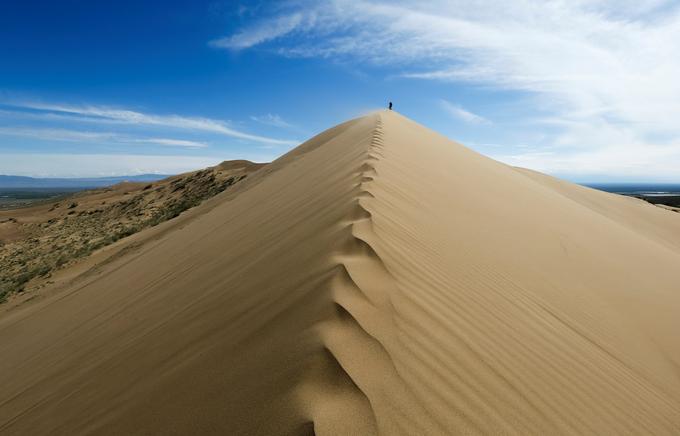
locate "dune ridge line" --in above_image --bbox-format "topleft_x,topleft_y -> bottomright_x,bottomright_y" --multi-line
1,111 -> 679,435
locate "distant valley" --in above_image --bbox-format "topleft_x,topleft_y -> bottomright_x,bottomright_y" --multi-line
0,174 -> 169,189
0,174 -> 171,209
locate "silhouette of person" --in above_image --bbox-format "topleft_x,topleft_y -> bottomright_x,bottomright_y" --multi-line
389,102 -> 393,110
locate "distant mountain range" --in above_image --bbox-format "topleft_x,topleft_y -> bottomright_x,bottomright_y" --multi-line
0,174 -> 169,189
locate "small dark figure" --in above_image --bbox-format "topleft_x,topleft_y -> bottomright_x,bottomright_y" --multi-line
389,101 -> 393,110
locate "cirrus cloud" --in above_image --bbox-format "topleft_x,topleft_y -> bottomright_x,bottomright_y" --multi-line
4,101 -> 298,146
213,0 -> 680,180
440,100 -> 490,125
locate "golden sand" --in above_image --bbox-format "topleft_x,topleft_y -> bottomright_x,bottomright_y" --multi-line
1,111 -> 679,434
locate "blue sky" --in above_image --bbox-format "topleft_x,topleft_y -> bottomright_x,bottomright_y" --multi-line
1,0 -> 680,181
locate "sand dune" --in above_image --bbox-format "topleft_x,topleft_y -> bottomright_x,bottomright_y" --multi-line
1,111 -> 679,435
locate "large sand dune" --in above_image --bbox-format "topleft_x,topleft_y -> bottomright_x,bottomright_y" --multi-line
1,111 -> 679,434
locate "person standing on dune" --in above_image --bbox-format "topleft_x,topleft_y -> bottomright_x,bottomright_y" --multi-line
389,101 -> 393,110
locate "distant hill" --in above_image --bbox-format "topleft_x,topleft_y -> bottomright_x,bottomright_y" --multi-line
0,159 -> 265,303
0,174 -> 169,189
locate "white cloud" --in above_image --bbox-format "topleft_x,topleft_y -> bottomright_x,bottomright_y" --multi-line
0,127 -> 117,142
0,127 -> 209,149
5,102 -> 298,146
440,100 -> 489,124
496,142 -> 680,182
0,154 -> 225,178
218,0 -> 680,179
132,138 -> 209,148
210,13 -> 303,49
250,113 -> 294,128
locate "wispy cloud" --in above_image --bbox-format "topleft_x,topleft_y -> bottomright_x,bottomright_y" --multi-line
440,100 -> 489,124
0,127 -> 209,149
0,127 -> 116,142
250,113 -> 294,128
210,13 -> 303,50
132,138 -> 208,148
495,142 -> 680,182
4,102 -> 298,146
215,0 -> 680,179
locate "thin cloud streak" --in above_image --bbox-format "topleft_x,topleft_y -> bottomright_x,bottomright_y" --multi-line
440,100 -> 490,124
132,138 -> 209,148
0,127 -> 116,142
6,102 -> 298,146
0,127 -> 208,149
250,113 -> 295,128
210,13 -> 303,49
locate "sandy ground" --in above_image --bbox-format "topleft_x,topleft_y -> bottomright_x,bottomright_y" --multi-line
0,111 -> 679,435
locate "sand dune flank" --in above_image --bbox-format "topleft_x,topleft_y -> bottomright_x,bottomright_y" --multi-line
1,111 -> 679,435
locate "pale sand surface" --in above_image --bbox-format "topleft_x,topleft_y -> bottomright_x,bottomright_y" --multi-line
1,111 -> 679,434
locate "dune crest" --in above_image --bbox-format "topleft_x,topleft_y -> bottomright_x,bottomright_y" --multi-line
1,112 -> 680,435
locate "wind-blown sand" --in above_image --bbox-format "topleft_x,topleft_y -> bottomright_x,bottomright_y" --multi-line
1,111 -> 679,435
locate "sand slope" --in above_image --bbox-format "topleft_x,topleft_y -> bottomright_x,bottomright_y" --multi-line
1,111 -> 679,435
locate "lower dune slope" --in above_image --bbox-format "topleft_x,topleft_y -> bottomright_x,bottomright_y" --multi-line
1,111 -> 679,435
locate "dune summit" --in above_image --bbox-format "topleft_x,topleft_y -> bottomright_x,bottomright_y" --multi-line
1,111 -> 680,435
